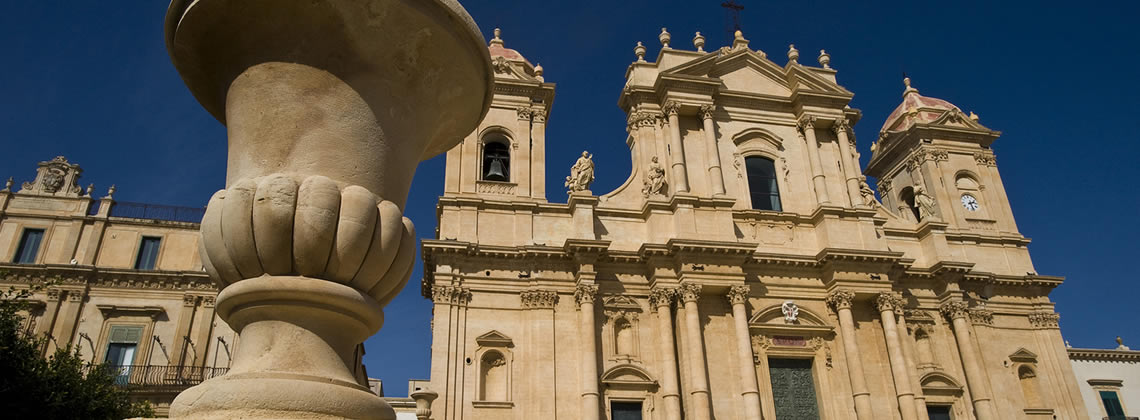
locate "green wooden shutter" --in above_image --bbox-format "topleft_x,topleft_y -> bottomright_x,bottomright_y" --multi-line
108,325 -> 143,344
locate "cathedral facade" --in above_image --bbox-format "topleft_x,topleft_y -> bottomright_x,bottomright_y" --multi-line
421,29 -> 1088,420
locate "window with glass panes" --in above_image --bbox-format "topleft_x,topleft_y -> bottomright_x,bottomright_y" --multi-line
745,156 -> 782,211
105,325 -> 143,385
1100,390 -> 1126,418
134,237 -> 161,270
12,228 -> 44,264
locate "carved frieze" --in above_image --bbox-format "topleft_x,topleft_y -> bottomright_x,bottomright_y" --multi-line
1028,311 -> 1060,329
904,309 -> 936,325
476,181 -> 518,195
431,285 -> 472,306
520,289 -> 558,309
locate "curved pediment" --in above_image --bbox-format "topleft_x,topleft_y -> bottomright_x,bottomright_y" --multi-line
749,304 -> 826,327
600,363 -> 657,388
921,371 -> 964,394
732,127 -> 785,153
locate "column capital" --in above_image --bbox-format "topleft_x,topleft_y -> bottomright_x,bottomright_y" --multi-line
874,292 -> 903,313
531,109 -> 547,123
648,286 -> 675,310
825,289 -> 855,311
1028,311 -> 1060,329
797,115 -> 817,131
430,285 -> 472,306
574,283 -> 599,306
698,104 -> 715,120
516,107 -> 533,121
726,285 -> 750,306
46,288 -> 61,302
678,282 -> 702,303
662,101 -> 681,117
968,308 -> 994,326
832,117 -> 851,135
520,289 -> 558,309
939,301 -> 970,321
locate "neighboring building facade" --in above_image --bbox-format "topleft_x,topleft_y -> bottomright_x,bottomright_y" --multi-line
0,156 -> 379,416
421,29 -> 1090,420
1069,338 -> 1140,420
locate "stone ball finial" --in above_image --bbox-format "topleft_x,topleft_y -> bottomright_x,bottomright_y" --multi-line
659,27 -> 671,48
788,44 -> 799,63
693,32 -> 706,52
818,49 -> 831,69
634,41 -> 647,62
534,63 -> 544,82
734,30 -> 743,40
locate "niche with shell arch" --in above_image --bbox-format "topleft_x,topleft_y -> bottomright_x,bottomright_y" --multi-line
474,330 -> 514,405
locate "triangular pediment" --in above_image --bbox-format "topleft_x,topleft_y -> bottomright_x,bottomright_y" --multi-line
1009,348 -> 1038,363
475,330 -> 513,348
665,50 -> 791,96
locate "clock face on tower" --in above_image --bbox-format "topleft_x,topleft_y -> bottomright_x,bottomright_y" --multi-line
961,194 -> 980,211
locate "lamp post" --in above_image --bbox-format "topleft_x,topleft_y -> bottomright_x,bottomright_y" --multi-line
163,0 -> 493,418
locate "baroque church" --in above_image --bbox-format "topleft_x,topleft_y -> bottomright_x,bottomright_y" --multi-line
420,28 -> 1088,420
2,24 -> 1133,420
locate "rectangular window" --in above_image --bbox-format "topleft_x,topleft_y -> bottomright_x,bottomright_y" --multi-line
105,325 -> 143,384
134,237 -> 161,270
12,228 -> 45,264
610,401 -> 643,420
769,358 -> 820,420
745,156 -> 783,211
1100,390 -> 1126,417
927,406 -> 952,420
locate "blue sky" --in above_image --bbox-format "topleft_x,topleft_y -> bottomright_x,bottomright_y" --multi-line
1,1 -> 1137,393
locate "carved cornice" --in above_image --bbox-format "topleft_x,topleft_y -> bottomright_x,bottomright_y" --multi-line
678,282 -> 702,303
940,301 -> 970,321
874,292 -> 903,313
648,287 -> 675,310
698,104 -> 715,121
520,289 -> 558,309
662,101 -> 681,117
1068,348 -> 1140,362
574,284 -> 599,306
825,290 -> 855,311
1028,311 -> 1060,329
726,285 -> 750,306
431,285 -> 472,306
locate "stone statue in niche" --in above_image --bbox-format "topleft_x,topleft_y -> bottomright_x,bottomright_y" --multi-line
565,151 -> 595,194
914,185 -> 939,221
781,300 -> 799,324
641,156 -> 666,197
859,177 -> 878,207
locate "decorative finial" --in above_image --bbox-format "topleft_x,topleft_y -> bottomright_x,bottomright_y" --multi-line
787,44 -> 799,64
818,49 -> 831,69
2,177 -> 11,192
1065,340 -> 1071,348
731,30 -> 750,52
534,63 -> 544,82
1117,336 -> 1130,350
969,111 -> 979,121
903,74 -> 919,95
490,28 -> 503,46
693,32 -> 706,52
85,184 -> 94,196
634,42 -> 647,62
106,184 -> 116,199
734,30 -> 743,40
659,28 -> 671,48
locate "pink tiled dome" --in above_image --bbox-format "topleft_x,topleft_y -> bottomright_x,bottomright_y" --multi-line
880,78 -> 960,133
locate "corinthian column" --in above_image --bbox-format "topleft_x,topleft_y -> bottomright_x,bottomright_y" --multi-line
898,311 -> 931,420
163,1 -> 493,418
575,284 -> 601,420
727,285 -> 762,420
941,302 -> 997,420
799,117 -> 830,205
699,105 -> 726,196
663,101 -> 690,193
650,287 -> 682,420
875,293 -> 919,420
679,282 -> 711,420
826,290 -> 873,420
834,119 -> 863,207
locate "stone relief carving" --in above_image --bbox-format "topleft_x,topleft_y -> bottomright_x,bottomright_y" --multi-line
968,308 -> 994,326
18,156 -> 84,197
520,289 -> 558,309
574,284 -> 599,306
974,151 -> 997,166
515,107 -> 533,120
432,286 -> 472,306
565,151 -> 595,194
1028,311 -> 1060,329
779,157 -> 790,188
641,156 -> 667,197
476,182 -> 517,195
745,221 -> 795,245
781,301 -> 799,323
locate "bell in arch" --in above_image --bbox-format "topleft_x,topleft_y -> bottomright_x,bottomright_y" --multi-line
482,141 -> 510,182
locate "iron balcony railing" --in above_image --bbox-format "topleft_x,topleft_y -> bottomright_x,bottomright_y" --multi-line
86,364 -> 228,390
108,202 -> 206,224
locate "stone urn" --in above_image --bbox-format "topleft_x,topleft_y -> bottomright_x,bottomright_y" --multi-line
162,0 -> 492,418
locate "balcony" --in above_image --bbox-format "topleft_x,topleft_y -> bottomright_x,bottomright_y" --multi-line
108,202 -> 206,224
86,364 -> 228,391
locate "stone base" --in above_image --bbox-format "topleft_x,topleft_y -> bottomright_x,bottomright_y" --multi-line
170,374 -> 394,420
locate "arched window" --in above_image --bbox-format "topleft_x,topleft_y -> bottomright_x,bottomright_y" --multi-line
482,140 -> 510,182
615,319 -> 634,356
899,186 -> 921,221
480,350 -> 508,401
745,156 -> 782,211
1018,365 -> 1042,407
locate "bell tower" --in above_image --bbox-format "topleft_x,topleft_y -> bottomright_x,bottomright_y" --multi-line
443,28 -> 555,202
865,78 -> 1020,235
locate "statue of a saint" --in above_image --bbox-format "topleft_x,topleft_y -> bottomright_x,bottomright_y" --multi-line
565,151 -> 595,194
859,178 -> 878,207
914,185 -> 938,221
641,156 -> 666,197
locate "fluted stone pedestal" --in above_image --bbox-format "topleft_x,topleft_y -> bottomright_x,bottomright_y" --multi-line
162,0 -> 493,418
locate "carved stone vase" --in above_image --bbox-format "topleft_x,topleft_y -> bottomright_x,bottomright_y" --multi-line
163,0 -> 492,418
